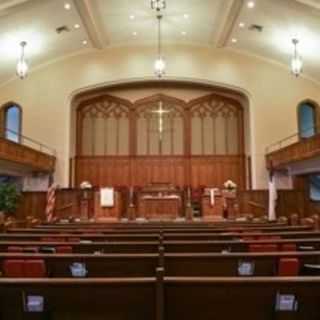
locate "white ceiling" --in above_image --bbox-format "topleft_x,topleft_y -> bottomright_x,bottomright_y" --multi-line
0,0 -> 320,84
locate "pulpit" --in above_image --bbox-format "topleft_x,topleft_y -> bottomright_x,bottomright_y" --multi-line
94,189 -> 123,222
137,183 -> 182,220
222,189 -> 238,219
201,189 -> 224,221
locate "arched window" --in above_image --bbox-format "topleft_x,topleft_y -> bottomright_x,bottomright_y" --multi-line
3,104 -> 22,143
297,102 -> 317,138
297,100 -> 320,202
310,175 -> 320,202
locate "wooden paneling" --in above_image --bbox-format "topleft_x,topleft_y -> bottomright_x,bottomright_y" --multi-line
16,188 -> 308,222
15,191 -> 47,221
238,190 -> 306,218
266,133 -> 320,169
133,156 -> 186,187
75,92 -> 246,189
0,137 -> 55,172
94,190 -> 123,221
75,155 -> 245,189
75,156 -> 131,187
190,155 -> 245,189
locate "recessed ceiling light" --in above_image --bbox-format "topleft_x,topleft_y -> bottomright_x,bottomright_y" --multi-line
82,40 -> 88,45
183,13 -> 189,19
129,14 -> 135,20
132,31 -> 137,36
239,22 -> 245,28
247,1 -> 255,8
181,31 -> 187,36
64,3 -> 71,10
74,24 -> 80,29
231,38 -> 238,43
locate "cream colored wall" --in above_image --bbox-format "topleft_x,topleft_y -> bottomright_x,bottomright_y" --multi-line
0,44 -> 319,188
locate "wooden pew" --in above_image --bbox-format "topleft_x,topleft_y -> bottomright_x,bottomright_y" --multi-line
0,253 -> 159,277
0,230 -> 318,243
29,224 -> 300,233
163,252 -> 320,276
1,251 -> 320,278
0,241 -> 159,253
164,277 -> 320,320
1,275 -> 320,320
1,238 -> 320,254
163,239 -> 320,253
0,233 -> 160,242
0,278 -> 158,320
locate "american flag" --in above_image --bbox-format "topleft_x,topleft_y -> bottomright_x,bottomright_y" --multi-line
45,183 -> 58,222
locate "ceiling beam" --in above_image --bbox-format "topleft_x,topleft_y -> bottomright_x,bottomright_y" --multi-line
295,0 -> 320,10
0,0 -> 31,11
73,0 -> 107,49
212,0 -> 244,48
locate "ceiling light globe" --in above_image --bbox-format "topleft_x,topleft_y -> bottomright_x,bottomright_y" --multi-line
16,60 -> 28,79
154,57 -> 166,77
291,56 -> 303,77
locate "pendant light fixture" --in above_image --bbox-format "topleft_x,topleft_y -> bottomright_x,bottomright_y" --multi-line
154,14 -> 166,78
151,0 -> 166,11
16,41 -> 29,79
291,38 -> 303,77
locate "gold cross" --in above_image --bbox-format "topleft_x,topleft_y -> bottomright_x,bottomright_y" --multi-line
151,101 -> 170,141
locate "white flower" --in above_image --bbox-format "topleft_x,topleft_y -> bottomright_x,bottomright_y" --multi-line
80,181 -> 92,189
224,180 -> 237,189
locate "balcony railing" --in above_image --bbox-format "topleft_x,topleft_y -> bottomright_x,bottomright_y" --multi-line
266,126 -> 320,170
0,128 -> 56,172
2,128 -> 56,157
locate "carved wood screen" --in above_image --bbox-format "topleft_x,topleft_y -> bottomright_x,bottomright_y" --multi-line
190,94 -> 244,155
75,93 -> 246,189
77,95 -> 131,156
134,95 -> 185,155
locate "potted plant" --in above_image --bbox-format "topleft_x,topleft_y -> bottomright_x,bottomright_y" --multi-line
0,183 -> 20,220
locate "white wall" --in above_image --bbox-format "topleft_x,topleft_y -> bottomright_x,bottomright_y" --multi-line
0,44 -> 319,188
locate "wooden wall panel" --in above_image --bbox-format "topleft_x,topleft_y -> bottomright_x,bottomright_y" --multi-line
15,192 -> 47,221
238,190 -> 306,218
75,156 -> 131,187
132,157 -> 186,187
15,189 -> 312,221
75,155 -> 245,189
190,156 -> 245,189
54,189 -> 80,218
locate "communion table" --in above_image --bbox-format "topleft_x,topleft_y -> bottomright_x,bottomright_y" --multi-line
137,183 -> 182,220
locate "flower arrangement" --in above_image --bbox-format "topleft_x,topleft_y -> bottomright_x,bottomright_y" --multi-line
80,181 -> 92,189
223,180 -> 237,191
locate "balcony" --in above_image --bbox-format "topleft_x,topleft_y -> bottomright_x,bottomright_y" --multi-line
266,130 -> 320,170
0,129 -> 56,172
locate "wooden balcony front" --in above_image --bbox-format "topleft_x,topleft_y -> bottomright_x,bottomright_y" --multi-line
266,133 -> 320,170
0,135 -> 55,172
